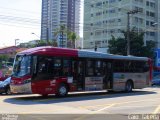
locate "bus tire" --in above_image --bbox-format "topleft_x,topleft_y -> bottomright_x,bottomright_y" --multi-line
125,80 -> 133,92
56,83 -> 68,97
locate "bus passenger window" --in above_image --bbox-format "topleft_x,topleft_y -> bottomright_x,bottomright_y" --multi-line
38,58 -> 47,73
78,61 -> 83,75
54,59 -> 62,76
63,59 -> 71,76
37,57 -> 53,74
95,61 -> 102,76
86,60 -> 94,76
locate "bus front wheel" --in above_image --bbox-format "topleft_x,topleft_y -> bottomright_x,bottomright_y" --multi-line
56,83 -> 68,97
125,81 -> 133,92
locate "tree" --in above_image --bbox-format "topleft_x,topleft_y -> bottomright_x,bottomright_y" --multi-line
54,25 -> 79,48
0,55 -> 9,69
54,25 -> 68,47
108,29 -> 156,58
67,31 -> 79,48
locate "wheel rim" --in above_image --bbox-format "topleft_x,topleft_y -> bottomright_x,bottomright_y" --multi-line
59,86 -> 67,96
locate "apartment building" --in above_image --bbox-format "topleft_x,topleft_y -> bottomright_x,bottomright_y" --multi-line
41,0 -> 80,47
83,0 -> 160,50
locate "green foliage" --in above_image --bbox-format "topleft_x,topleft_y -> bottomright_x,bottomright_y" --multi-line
67,31 -> 79,48
108,29 -> 156,58
54,25 -> 79,48
0,55 -> 9,69
108,36 -> 127,55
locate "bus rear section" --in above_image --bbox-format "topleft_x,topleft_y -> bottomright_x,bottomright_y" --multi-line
111,59 -> 152,92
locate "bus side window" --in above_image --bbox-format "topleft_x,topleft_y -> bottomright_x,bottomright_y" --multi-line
114,61 -> 124,72
37,57 -> 53,74
78,61 -> 83,75
32,56 -> 37,75
72,61 -> 77,77
95,60 -> 102,76
143,62 -> 149,72
86,60 -> 94,76
38,58 -> 46,73
63,59 -> 71,76
54,58 -> 62,76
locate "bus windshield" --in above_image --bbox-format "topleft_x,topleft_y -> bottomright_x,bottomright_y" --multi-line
12,55 -> 31,77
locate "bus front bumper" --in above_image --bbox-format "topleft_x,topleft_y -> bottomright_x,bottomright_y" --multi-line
10,83 -> 32,94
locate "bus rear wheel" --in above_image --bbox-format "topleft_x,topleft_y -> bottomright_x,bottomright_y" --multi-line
125,81 -> 133,92
56,83 -> 68,97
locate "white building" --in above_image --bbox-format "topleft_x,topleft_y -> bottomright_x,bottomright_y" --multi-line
83,0 -> 160,50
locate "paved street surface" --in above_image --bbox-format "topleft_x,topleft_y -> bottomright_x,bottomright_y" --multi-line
0,87 -> 160,120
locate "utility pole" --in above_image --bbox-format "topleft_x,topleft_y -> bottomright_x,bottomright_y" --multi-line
127,9 -> 141,55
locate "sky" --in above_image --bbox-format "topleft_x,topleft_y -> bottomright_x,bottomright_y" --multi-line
0,0 -> 41,48
0,0 -> 84,48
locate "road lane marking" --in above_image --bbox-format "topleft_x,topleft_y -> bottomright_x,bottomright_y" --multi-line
153,105 -> 160,114
79,98 -> 160,110
96,104 -> 115,112
74,104 -> 115,120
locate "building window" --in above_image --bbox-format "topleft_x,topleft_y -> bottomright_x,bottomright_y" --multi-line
146,21 -> 149,26
146,11 -> 149,16
118,19 -> 121,22
96,2 -> 102,6
150,2 -> 155,8
146,1 -> 150,6
109,9 -> 115,13
109,0 -> 116,3
139,18 -> 143,24
91,4 -> 94,7
150,12 -> 155,17
150,32 -> 155,36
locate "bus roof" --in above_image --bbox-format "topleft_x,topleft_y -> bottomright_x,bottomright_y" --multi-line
18,46 -> 78,57
18,46 -> 149,61
78,50 -> 149,61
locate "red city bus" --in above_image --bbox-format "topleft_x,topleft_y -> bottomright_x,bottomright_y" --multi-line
10,47 -> 152,97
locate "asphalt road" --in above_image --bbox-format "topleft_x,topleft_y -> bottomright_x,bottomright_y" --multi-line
0,87 -> 160,120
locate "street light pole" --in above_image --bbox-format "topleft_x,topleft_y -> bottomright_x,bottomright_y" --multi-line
127,9 -> 141,55
15,39 -> 19,46
31,33 -> 40,39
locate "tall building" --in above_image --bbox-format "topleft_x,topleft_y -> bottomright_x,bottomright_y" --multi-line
41,0 -> 80,47
83,0 -> 160,51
